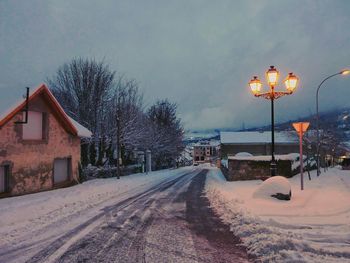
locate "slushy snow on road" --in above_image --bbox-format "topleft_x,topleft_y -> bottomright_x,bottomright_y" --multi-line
0,167 -> 194,253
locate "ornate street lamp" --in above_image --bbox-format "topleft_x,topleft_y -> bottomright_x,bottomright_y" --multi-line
249,66 -> 299,176
315,68 -> 350,176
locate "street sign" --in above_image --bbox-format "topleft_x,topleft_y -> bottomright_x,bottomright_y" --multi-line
292,122 -> 310,133
292,122 -> 310,190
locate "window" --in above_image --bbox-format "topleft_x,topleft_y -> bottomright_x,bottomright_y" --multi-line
0,165 -> 10,193
22,111 -> 44,140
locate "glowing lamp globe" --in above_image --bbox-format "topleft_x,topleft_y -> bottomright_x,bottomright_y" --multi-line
341,69 -> 350,75
249,76 -> 262,95
266,66 -> 279,86
284,72 -> 298,93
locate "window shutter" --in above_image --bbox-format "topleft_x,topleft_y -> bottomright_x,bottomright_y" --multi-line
22,111 -> 43,140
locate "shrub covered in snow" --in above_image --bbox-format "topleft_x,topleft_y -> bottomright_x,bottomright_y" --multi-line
291,155 -> 317,174
253,176 -> 292,201
221,159 -> 228,168
83,164 -> 142,179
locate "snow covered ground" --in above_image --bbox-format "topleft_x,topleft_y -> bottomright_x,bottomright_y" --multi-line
2,164 -> 349,262
206,167 -> 350,262
0,167 -> 195,253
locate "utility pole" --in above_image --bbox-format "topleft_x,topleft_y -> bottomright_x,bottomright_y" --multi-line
116,105 -> 121,179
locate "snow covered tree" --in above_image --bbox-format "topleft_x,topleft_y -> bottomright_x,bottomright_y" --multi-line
106,76 -> 148,165
146,100 -> 184,169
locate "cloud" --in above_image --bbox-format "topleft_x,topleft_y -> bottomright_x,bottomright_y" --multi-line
181,106 -> 234,131
0,0 -> 350,130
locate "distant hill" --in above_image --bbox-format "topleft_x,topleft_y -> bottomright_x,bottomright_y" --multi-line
240,107 -> 350,152
241,107 -> 350,132
186,107 -> 350,149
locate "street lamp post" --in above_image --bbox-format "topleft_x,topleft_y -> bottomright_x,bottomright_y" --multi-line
316,69 -> 350,176
249,66 -> 299,176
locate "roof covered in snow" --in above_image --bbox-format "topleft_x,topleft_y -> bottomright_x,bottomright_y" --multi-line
228,153 -> 299,161
0,84 -> 92,138
68,117 -> 93,138
185,131 -> 219,140
193,140 -> 220,147
220,131 -> 298,144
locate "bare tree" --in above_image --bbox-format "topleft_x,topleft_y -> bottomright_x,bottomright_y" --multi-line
48,57 -> 184,173
47,57 -> 115,166
106,77 -> 147,166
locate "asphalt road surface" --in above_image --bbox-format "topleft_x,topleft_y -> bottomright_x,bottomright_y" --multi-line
2,168 -> 252,263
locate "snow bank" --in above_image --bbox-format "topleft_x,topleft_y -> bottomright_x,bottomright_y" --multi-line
205,167 -> 350,262
253,176 -> 291,200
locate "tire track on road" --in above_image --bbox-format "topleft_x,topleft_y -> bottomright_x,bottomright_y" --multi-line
57,168 -> 199,263
26,169 -> 198,263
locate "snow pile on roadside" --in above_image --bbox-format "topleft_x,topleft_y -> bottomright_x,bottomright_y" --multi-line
205,168 -> 350,262
252,176 -> 291,199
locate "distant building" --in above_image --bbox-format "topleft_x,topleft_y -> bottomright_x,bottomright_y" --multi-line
220,131 -> 299,158
193,141 -> 220,164
0,84 -> 92,197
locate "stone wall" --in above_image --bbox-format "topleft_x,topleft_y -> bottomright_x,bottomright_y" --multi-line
223,159 -> 293,181
0,95 -> 81,196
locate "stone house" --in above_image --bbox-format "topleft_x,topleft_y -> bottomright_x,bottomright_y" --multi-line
0,84 -> 91,197
220,131 -> 299,158
193,141 -> 220,164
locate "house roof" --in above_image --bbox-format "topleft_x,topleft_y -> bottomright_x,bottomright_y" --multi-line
68,116 -> 93,138
220,131 -> 298,144
228,153 -> 299,161
0,84 -> 92,138
193,140 -> 220,147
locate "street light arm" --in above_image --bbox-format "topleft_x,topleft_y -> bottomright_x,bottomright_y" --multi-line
316,72 -> 342,123
315,71 -> 342,176
316,72 -> 341,100
255,90 -> 292,100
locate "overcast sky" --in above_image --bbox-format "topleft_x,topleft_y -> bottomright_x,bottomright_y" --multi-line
1,0 -> 349,131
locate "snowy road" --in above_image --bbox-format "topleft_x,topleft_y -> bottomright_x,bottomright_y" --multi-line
0,168 -> 251,263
